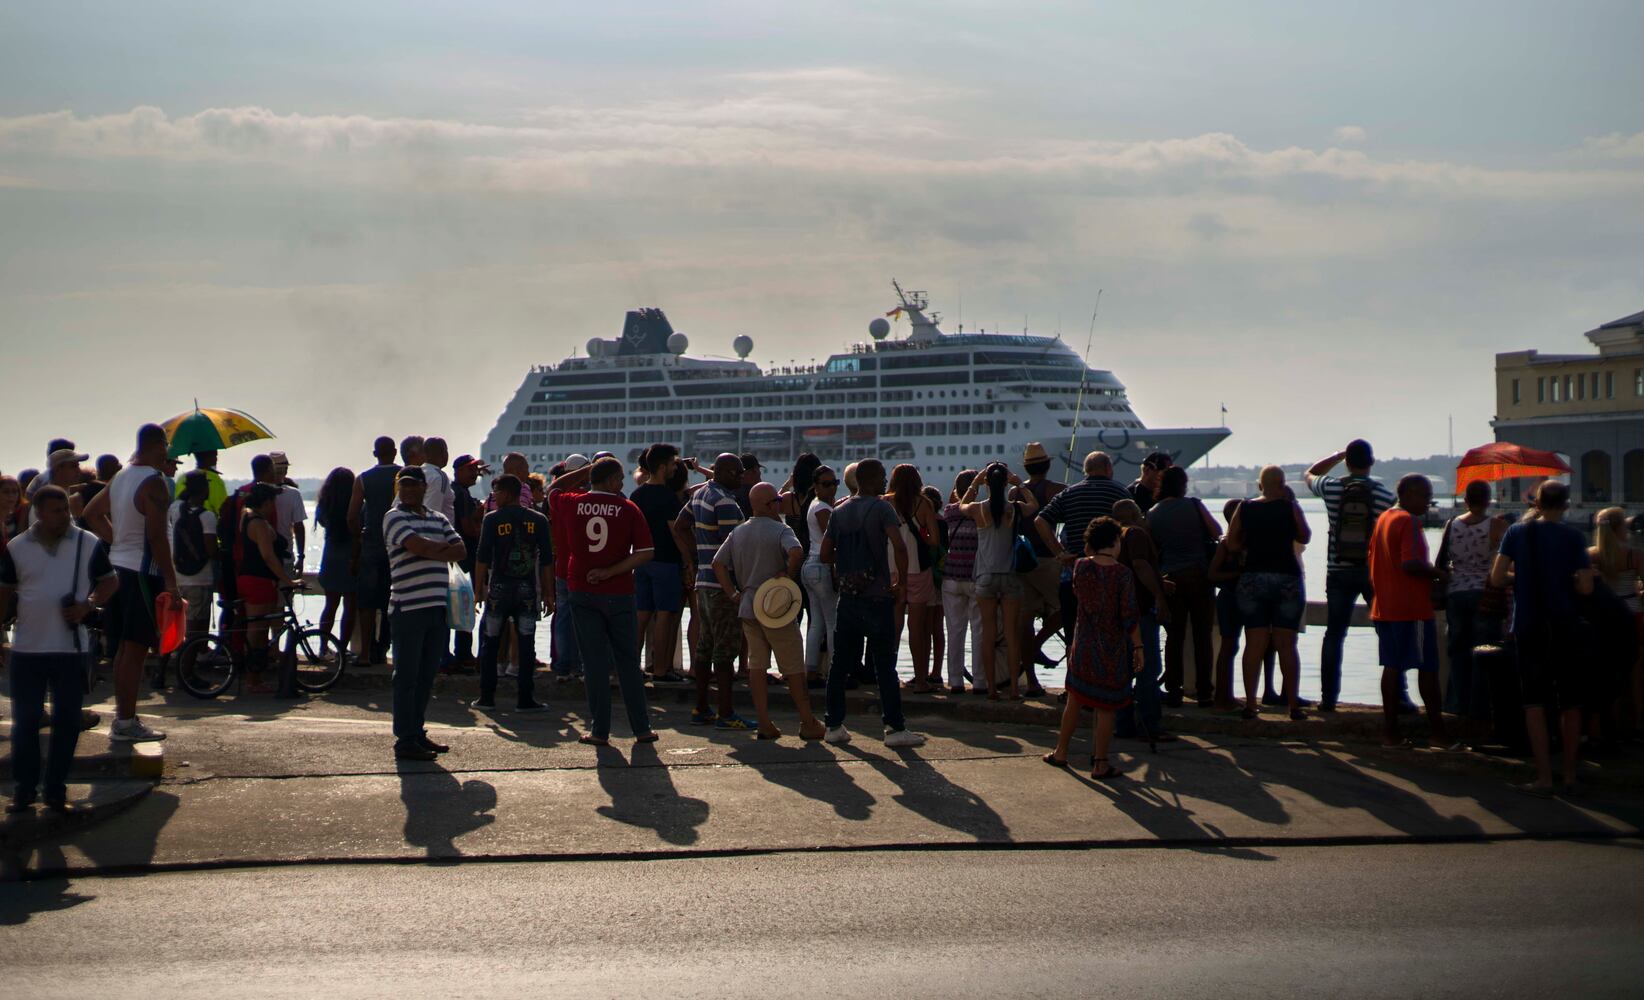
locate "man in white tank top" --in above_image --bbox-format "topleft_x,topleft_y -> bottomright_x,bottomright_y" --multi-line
81,423 -> 179,742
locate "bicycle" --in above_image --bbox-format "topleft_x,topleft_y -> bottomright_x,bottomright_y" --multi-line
172,587 -> 348,698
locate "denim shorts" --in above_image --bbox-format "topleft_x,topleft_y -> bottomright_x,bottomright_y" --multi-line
1235,572 -> 1304,630
634,561 -> 684,614
974,571 -> 1023,601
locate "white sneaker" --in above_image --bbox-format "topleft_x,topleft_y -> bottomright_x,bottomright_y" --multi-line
824,726 -> 852,745
884,728 -> 926,748
110,717 -> 167,742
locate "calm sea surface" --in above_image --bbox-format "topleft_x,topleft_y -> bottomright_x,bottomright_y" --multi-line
291,496 -> 1436,706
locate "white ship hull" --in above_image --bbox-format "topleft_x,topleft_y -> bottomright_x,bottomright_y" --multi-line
481,292 -> 1230,483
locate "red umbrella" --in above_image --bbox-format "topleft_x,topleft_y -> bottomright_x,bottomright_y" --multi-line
1454,442 -> 1571,494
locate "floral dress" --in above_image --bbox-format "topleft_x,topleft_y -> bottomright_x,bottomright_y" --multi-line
1067,557 -> 1139,710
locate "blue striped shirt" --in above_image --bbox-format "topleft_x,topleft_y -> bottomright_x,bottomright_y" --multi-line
383,505 -> 462,612
1035,475 -> 1132,551
681,481 -> 743,589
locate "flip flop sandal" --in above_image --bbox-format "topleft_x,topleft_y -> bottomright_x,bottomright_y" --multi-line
1041,752 -> 1070,769
578,734 -> 610,747
1090,764 -> 1126,781
635,732 -> 660,744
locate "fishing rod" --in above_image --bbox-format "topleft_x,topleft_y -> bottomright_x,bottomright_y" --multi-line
1066,290 -> 1102,483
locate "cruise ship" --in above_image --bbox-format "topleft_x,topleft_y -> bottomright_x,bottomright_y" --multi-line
480,283 -> 1230,481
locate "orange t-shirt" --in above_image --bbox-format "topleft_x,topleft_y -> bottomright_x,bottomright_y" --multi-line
1368,507 -> 1433,622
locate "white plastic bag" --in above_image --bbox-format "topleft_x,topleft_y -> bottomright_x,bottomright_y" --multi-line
447,564 -> 476,632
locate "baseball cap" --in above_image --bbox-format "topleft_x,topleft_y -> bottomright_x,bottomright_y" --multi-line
740,452 -> 762,472
592,451 -> 615,461
48,448 -> 89,468
562,453 -> 590,472
396,466 -> 427,484
453,454 -> 492,473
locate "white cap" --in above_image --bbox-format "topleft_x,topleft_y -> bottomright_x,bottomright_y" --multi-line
562,453 -> 590,472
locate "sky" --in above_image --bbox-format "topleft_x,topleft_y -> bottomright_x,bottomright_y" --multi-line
3,1 -> 1642,478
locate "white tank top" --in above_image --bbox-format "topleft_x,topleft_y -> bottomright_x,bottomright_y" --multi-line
805,497 -> 832,560
108,464 -> 161,573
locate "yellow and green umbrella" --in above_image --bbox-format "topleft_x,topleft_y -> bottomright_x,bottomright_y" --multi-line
162,405 -> 276,459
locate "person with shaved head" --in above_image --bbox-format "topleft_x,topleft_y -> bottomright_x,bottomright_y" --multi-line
712,482 -> 824,740
673,453 -> 756,729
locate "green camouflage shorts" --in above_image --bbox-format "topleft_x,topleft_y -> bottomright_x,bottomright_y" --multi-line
694,587 -> 741,669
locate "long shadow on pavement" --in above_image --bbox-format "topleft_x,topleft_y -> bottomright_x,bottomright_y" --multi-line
396,761 -> 496,859
1324,745 -> 1644,835
836,743 -> 1012,842
726,740 -> 877,821
594,743 -> 710,847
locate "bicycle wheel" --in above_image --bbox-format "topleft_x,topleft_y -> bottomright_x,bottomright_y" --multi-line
176,633 -> 235,699
291,628 -> 346,693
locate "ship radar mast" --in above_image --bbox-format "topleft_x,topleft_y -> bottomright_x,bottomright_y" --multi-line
890,279 -> 944,342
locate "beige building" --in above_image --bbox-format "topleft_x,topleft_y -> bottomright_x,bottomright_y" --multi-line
1494,309 -> 1644,504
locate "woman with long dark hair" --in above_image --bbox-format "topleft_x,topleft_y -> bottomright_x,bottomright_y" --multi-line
888,463 -> 940,691
959,462 -> 1039,699
315,466 -> 358,649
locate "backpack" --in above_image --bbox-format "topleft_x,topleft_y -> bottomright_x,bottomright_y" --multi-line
1334,477 -> 1378,565
172,502 -> 210,577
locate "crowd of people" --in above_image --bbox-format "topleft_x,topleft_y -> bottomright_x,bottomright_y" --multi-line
2,426 -> 1642,810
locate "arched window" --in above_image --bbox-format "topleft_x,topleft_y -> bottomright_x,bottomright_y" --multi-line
1624,448 -> 1644,503
1581,449 -> 1612,503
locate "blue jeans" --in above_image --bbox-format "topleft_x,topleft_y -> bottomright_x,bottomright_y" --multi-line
1118,612 -> 1163,737
390,606 -> 448,745
1444,590 -> 1496,719
552,578 -> 581,676
825,595 -> 906,732
478,579 -> 539,706
1321,565 -> 1408,706
1320,567 -> 1372,706
569,591 -> 652,739
7,652 -> 86,800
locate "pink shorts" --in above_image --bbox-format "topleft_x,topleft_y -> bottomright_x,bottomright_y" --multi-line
904,569 -> 935,607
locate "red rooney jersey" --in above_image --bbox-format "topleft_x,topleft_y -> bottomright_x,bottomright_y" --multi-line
548,489 -> 653,595
548,487 -> 572,579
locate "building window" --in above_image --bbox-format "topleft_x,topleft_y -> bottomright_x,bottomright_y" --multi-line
1576,375 -> 1585,401
1511,379 -> 1520,405
1606,371 -> 1614,398
1537,377 -> 1545,403
1636,368 -> 1643,396
1552,378 -> 1562,402
1590,373 -> 1600,399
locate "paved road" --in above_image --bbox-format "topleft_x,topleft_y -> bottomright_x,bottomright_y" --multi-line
5,841 -> 1642,998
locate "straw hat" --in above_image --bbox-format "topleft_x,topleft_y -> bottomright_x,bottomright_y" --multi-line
1022,442 -> 1050,465
753,576 -> 803,629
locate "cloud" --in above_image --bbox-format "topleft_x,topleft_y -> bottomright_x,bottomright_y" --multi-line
5,98 -> 1640,214
1576,131 -> 1644,159
1333,125 -> 1367,144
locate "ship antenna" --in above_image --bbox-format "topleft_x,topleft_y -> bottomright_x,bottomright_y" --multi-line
1066,290 -> 1102,483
